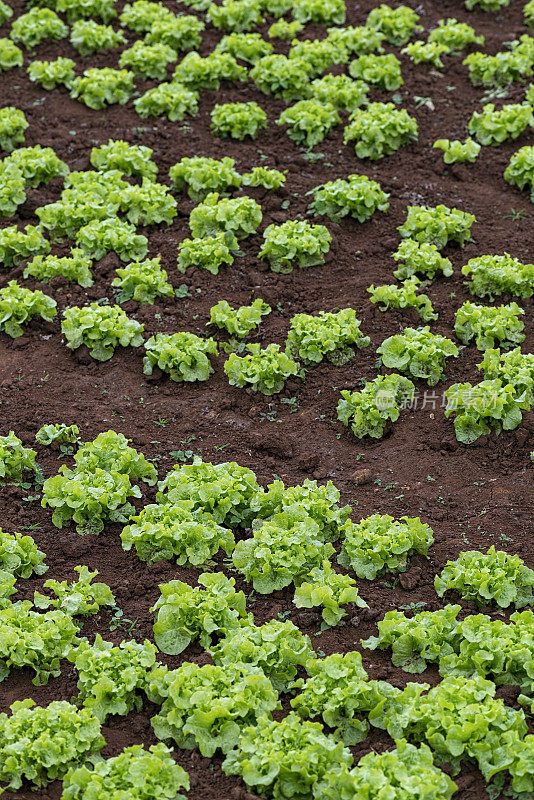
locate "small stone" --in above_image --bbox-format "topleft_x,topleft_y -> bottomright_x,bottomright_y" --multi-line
350,615 -> 361,628
350,468 -> 372,485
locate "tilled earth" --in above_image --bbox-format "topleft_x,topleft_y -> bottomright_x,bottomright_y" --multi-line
0,0 -> 533,797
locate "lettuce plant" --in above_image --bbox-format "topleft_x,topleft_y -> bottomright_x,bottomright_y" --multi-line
62,744 -> 189,800
6,145 -> 68,187
291,651 -> 382,744
454,301 -> 525,350
433,137 -> 480,163
0,1 -> 12,24
393,239 -> 453,280
216,31 -> 272,63
349,53 -> 403,90
34,565 -> 115,616
465,0 -> 510,9
463,50 -> 532,87
62,304 -> 144,361
469,102 -> 534,145
293,561 -> 368,626
526,0 -> 534,27
0,106 -> 27,152
403,41 -> 449,67
0,432 -> 37,480
338,513 -> 434,579
56,0 -> 116,22
0,528 -> 47,578
479,347 -> 534,401
325,25 -> 385,58
0,699 -> 103,793
112,257 -> 174,304
70,20 -> 125,55
362,604 -> 463,673
378,326 -> 459,386
119,41 -> 177,81
309,73 -> 368,111
143,332 -> 218,382
259,219 -> 331,273
207,0 -> 263,31
76,218 -> 148,262
268,18 -> 303,39
90,139 -> 157,180
134,81 -> 199,121
241,166 -> 286,189
0,224 -> 50,267
211,101 -> 268,139
0,161 -> 25,217
177,232 -> 237,274
35,423 -> 80,446
337,373 -> 415,439
311,173 -> 389,222
445,379 -> 528,443
344,102 -> 418,160
462,253 -> 534,300
250,54 -> 311,101
232,509 -> 335,593
436,546 -> 534,608
292,0 -> 345,24
224,342 -> 300,394
209,298 -> 271,337
37,170 -> 126,240
190,193 -> 262,239
70,68 -> 135,110
366,4 -> 422,45
156,457 -> 260,525
151,662 -> 279,756
504,145 -> 534,200
119,0 -> 171,32
378,675 -> 527,779
74,430 -> 157,485
0,602 -> 79,683
368,277 -> 437,322
398,204 -> 476,248
0,38 -> 22,72
42,467 -> 142,533
278,100 -> 340,149
210,618 -> 315,691
121,502 -> 234,566
428,17 -> 484,52
0,571 -> 15,608
288,38 -> 340,77
170,155 -> 241,201
250,477 -> 351,541
222,713 -> 352,795
10,8 -> 68,49
145,14 -> 204,52
0,281 -> 56,338
150,572 -> 247,654
315,740 -> 457,800
173,51 -> 246,90
69,635 -> 157,721
286,308 -> 370,365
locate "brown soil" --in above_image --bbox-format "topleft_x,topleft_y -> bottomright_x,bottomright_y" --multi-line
1,0 -> 533,797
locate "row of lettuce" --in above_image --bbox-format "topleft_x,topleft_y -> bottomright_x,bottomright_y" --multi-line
1,148 -> 533,445
2,426 -> 534,796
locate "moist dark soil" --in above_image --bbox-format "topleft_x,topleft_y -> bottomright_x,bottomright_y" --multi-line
0,0 -> 533,797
